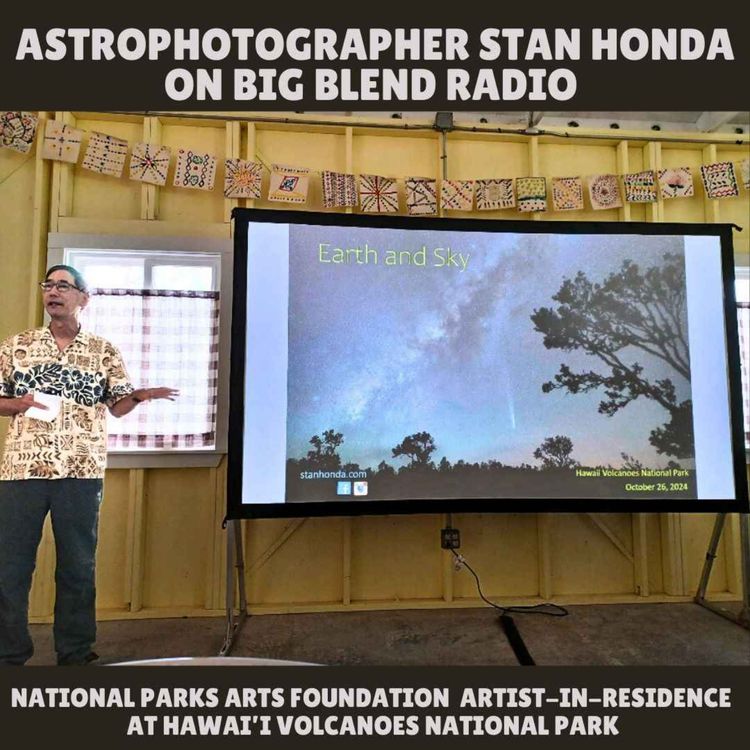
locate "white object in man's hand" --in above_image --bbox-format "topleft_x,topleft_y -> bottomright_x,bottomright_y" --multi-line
24,392 -> 61,422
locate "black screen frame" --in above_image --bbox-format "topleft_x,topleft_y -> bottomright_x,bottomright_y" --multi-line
228,209 -> 749,519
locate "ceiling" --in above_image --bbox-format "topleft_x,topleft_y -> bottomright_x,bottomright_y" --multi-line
325,111 -> 749,134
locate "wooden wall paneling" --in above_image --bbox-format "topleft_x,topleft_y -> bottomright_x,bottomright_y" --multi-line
450,514 -> 540,601
140,468 -> 213,611
439,135 -> 527,222
71,115 -> 141,221
344,126 -> 354,216
616,140 -> 632,222
632,514 -> 650,597
659,145 -> 704,225
342,517 -> 352,606
551,515 -> 635,595
125,468 -> 146,612
95,470 -> 132,612
542,140 -> 620,223
441,513 -> 453,604
528,136 -> 542,222
586,514 -> 634,566
49,112 -> 74,231
350,515 -> 442,604
224,120 -> 240,224
537,514 -> 553,599
205,460 -> 228,612
660,514 -> 686,596
0,130 -> 37,336
246,517 -> 344,608
245,122 -> 257,209
682,514 -> 729,594
28,111 -> 52,327
643,141 -> 662,223
723,513 -> 743,596
436,131 -> 445,219
702,144 -> 720,223
158,121 -> 226,225
141,116 -> 162,221
351,132 -> 436,186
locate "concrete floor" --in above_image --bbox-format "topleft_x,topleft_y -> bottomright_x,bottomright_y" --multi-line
26,602 -> 750,666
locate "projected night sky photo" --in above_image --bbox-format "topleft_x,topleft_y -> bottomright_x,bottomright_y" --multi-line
285,224 -> 696,501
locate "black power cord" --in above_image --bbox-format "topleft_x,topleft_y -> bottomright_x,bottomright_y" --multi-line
450,548 -> 569,618
450,548 -> 569,666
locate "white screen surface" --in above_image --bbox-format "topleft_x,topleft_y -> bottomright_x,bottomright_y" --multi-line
238,221 -> 740,507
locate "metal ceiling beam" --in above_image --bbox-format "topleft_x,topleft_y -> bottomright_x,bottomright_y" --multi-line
528,111 -> 545,128
696,112 -> 740,132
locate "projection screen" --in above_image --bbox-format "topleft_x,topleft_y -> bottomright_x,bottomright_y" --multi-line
228,210 -> 748,518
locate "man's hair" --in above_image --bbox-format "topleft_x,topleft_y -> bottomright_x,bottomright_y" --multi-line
45,264 -> 88,292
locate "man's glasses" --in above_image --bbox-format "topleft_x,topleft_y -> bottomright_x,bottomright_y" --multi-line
39,281 -> 83,293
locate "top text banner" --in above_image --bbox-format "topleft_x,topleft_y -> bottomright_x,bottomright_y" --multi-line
0,23 -> 747,110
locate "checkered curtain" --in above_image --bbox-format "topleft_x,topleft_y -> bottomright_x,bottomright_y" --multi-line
81,289 -> 220,449
739,304 -> 750,445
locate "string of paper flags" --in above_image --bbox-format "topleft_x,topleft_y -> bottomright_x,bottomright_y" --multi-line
3,111 -> 749,215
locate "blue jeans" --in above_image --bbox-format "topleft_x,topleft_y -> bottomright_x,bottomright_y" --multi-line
0,479 -> 103,665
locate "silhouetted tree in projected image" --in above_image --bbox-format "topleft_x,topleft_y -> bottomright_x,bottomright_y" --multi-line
534,435 -> 579,469
620,452 -> 645,470
392,432 -> 437,468
530,253 -> 694,459
305,429 -> 344,470
438,456 -> 452,473
377,460 -> 395,477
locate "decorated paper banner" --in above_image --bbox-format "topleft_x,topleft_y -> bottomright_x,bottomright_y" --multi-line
405,178 -> 438,215
516,177 -> 547,212
1,111 -> 38,154
82,131 -> 129,177
700,161 -> 740,199
476,178 -> 515,210
739,159 -> 749,190
41,120 -> 84,163
129,143 -> 171,186
358,174 -> 399,213
658,167 -> 694,199
10,113 -> 750,214
588,174 -> 623,210
268,164 -> 310,203
440,180 -> 474,211
173,149 -> 217,191
623,170 -> 658,203
551,177 -> 584,211
321,170 -> 358,208
224,159 -> 263,199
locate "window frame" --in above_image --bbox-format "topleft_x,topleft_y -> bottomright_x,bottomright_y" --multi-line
736,266 -> 749,304
736,265 -> 750,459
47,233 -> 233,469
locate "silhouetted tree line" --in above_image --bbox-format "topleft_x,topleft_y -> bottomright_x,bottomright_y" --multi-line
290,428 -> 675,477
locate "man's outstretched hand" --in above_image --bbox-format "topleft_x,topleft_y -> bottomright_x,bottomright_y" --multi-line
133,387 -> 180,402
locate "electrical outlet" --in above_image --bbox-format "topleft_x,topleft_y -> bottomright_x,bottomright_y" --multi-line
441,527 -> 461,549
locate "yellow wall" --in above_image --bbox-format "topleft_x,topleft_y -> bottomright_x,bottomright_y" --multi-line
0,112 -> 747,622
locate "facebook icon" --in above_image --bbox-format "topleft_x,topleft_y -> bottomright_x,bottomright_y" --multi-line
336,481 -> 352,495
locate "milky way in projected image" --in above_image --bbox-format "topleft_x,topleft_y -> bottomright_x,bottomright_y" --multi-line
286,226 -> 692,473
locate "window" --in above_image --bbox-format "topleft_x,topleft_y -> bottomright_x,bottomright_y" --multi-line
737,269 -> 750,448
47,235 -> 232,465
66,249 -> 221,451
